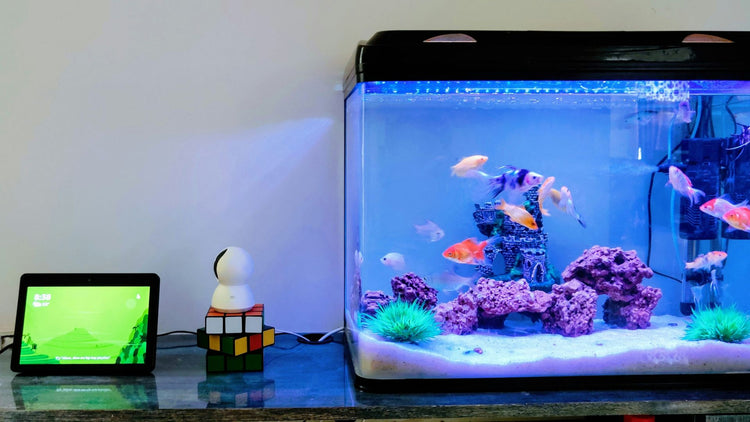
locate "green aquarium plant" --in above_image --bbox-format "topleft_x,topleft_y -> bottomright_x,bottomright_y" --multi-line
684,305 -> 750,343
362,300 -> 441,344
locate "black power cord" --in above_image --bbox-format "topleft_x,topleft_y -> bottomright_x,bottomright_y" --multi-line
0,343 -> 12,355
157,330 -> 197,350
0,335 -> 13,355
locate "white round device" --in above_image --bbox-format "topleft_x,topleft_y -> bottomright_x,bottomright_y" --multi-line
211,246 -> 255,312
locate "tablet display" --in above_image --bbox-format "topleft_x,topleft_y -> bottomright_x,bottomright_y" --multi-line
11,274 -> 160,374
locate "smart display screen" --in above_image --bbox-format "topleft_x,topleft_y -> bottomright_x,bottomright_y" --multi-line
18,286 -> 150,365
11,274 -> 159,374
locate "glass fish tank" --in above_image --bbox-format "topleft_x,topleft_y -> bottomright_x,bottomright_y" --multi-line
344,31 -> 750,390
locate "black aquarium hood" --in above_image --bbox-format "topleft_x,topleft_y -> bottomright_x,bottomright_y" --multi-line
344,31 -> 750,96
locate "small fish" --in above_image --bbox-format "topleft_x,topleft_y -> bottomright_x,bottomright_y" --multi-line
354,250 -> 363,273
381,252 -> 406,270
709,268 -> 721,302
442,238 -> 491,265
495,199 -> 538,230
623,110 -> 662,126
666,166 -> 705,206
451,155 -> 488,177
549,187 -> 586,228
722,206 -> 750,232
487,166 -> 544,198
430,269 -> 475,293
685,251 -> 728,271
538,176 -> 555,217
676,100 -> 695,124
414,220 -> 445,242
699,195 -> 748,219
691,284 -> 705,309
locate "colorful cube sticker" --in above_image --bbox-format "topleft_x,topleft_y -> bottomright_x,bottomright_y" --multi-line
249,334 -> 262,352
244,351 -> 263,371
205,305 -> 265,334
197,328 -> 209,349
205,350 -> 265,373
224,312 -> 244,334
262,325 -> 275,347
205,308 -> 225,334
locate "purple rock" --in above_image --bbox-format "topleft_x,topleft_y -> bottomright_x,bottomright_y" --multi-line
604,285 -> 663,329
434,292 -> 479,335
562,246 -> 654,302
360,290 -> 393,316
391,272 -> 438,309
473,278 -> 552,316
561,246 -> 661,330
540,279 -> 598,337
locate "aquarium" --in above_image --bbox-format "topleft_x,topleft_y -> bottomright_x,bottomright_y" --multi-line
344,31 -> 750,389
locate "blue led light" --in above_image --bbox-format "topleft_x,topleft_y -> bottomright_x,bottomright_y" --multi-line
363,80 -> 750,96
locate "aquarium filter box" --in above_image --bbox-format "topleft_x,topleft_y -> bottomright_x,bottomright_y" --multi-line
343,31 -> 750,389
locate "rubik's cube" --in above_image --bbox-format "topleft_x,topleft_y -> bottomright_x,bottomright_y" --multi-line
196,304 -> 275,372
198,374 -> 275,408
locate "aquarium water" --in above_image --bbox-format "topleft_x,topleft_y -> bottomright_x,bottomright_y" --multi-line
344,33 -> 750,385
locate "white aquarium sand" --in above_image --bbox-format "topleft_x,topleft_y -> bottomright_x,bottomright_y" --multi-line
350,315 -> 750,379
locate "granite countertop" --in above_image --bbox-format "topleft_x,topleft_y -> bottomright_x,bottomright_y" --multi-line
1,333 -> 749,421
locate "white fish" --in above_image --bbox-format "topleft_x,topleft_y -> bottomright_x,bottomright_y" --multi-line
691,285 -> 705,309
549,186 -> 586,228
430,269 -> 474,293
685,251 -> 727,271
414,220 -> 445,242
709,269 -> 721,302
380,252 -> 406,271
676,100 -> 695,124
666,166 -> 705,206
699,195 -> 748,219
622,110 -> 675,127
487,166 -> 544,198
354,250 -> 363,271
451,155 -> 488,177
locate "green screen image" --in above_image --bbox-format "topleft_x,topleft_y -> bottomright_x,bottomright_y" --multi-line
19,286 -> 150,365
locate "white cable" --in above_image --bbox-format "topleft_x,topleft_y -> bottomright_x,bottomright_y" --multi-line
276,326 -> 344,343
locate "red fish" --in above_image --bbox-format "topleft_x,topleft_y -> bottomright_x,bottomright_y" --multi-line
700,196 -> 747,219
723,206 -> 750,232
442,238 -> 489,265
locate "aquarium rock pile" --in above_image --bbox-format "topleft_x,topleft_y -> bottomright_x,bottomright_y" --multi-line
562,245 -> 662,329
361,246 -> 662,340
391,272 -> 437,309
540,279 -> 598,336
433,293 -> 479,335
360,290 -> 393,316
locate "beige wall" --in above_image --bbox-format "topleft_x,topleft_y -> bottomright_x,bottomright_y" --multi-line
1,0 -> 749,334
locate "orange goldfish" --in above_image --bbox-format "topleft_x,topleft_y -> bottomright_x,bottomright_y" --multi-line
700,196 -> 748,219
685,251 -> 727,271
722,206 -> 750,232
538,176 -> 555,216
495,199 -> 538,230
442,238 -> 490,265
451,155 -> 488,177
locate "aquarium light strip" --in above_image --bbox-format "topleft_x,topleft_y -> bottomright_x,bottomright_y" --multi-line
362,80 -> 750,96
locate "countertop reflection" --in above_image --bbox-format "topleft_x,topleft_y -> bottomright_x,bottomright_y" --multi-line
2,333 -> 750,420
